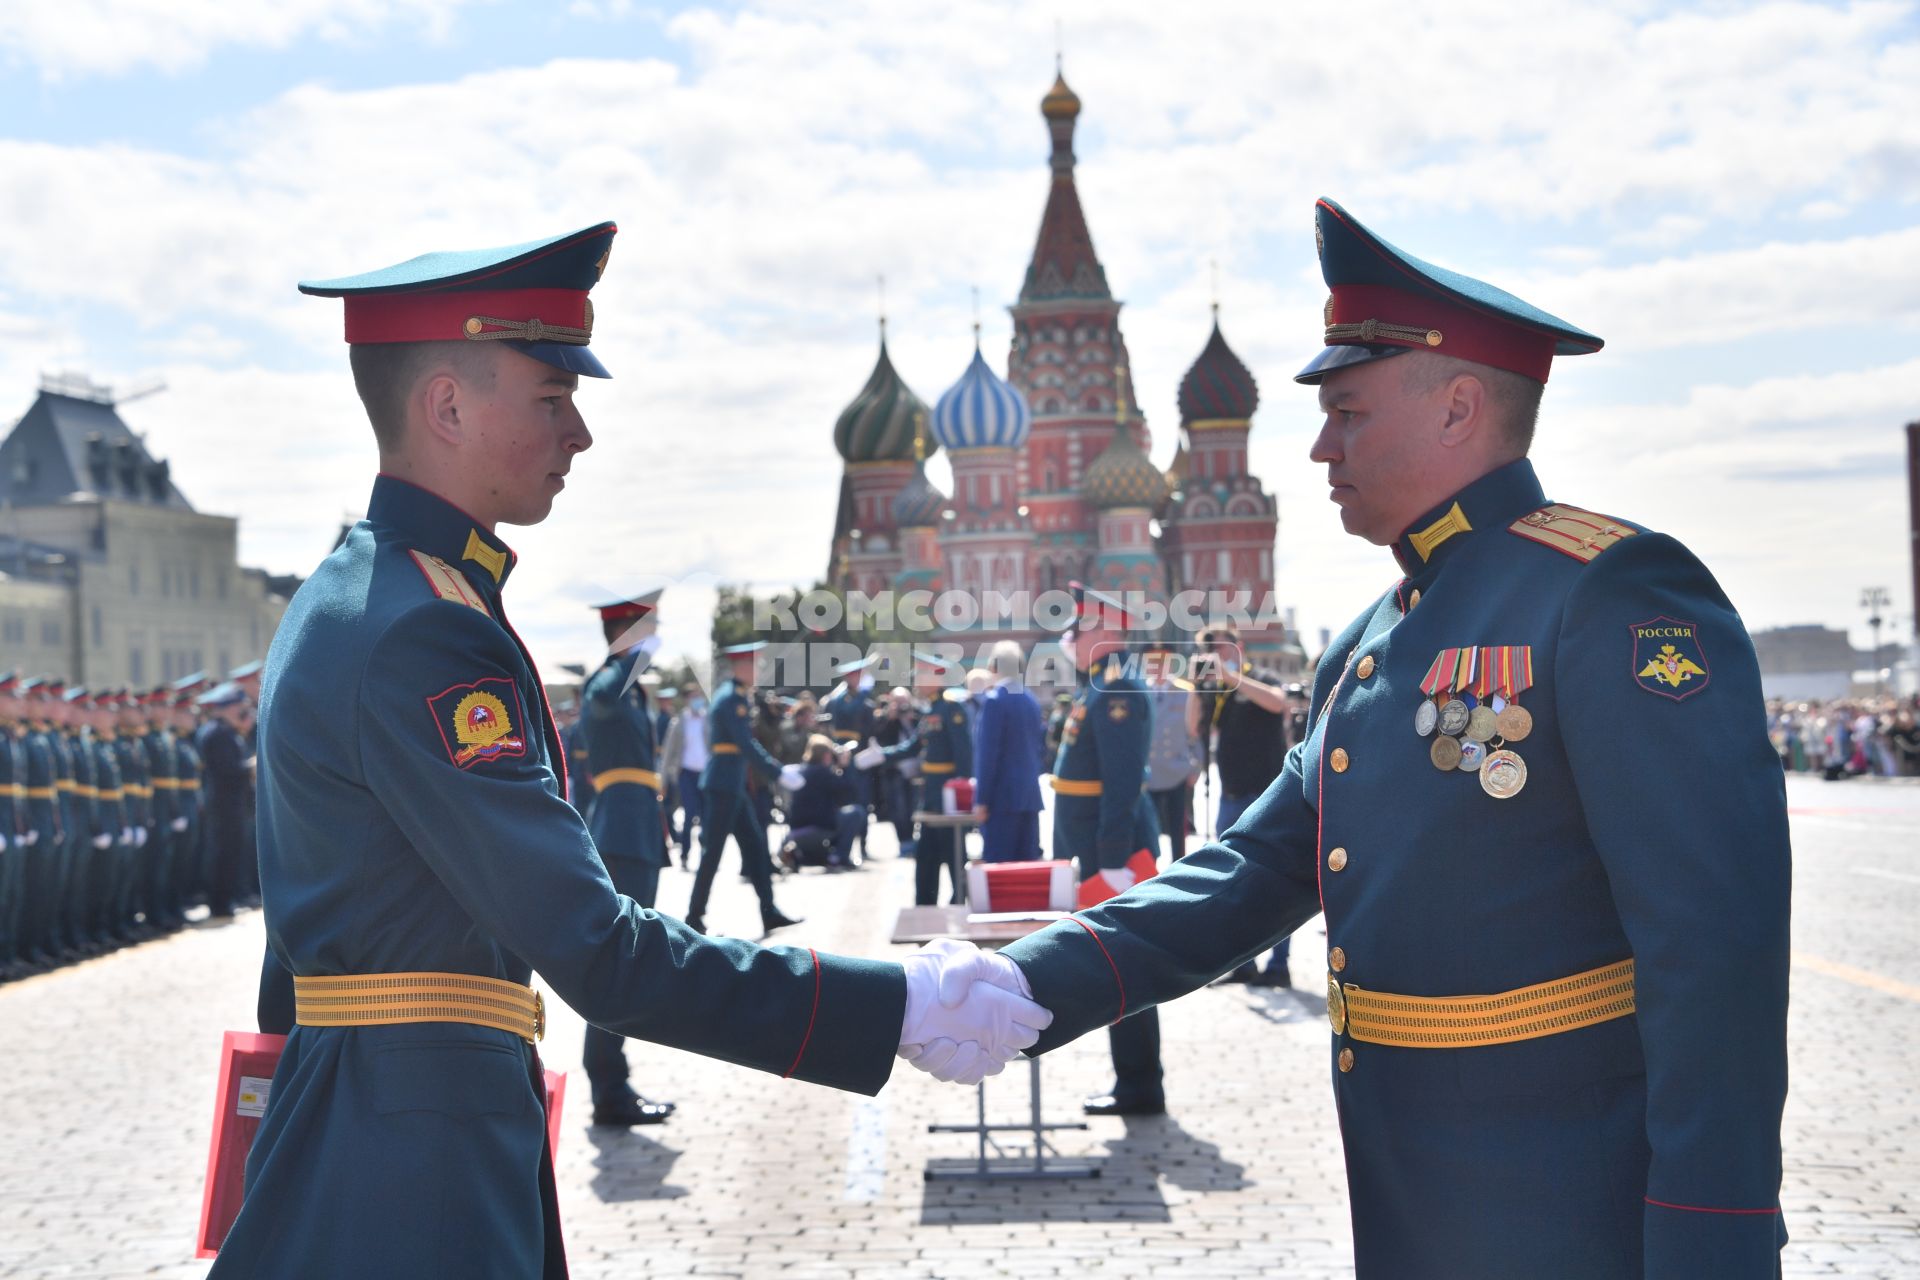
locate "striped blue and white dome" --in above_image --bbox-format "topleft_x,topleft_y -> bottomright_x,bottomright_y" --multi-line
932,346 -> 1032,450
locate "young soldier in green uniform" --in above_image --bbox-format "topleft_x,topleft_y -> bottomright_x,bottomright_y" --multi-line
17,679 -> 63,963
578,591 -> 675,1126
880,651 -> 974,905
685,640 -> 801,936
973,200 -> 1791,1278
211,224 -> 1049,1278
111,695 -> 152,935
0,675 -> 24,974
1052,585 -> 1164,1116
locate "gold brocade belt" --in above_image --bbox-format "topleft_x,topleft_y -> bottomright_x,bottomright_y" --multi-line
711,743 -> 740,755
293,972 -> 544,1043
1050,777 -> 1102,796
592,767 -> 662,792
920,761 -> 956,775
1328,958 -> 1635,1048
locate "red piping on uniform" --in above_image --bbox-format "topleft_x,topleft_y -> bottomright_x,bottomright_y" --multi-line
1644,1198 -> 1780,1216
784,949 -> 822,1078
1067,917 -> 1127,1023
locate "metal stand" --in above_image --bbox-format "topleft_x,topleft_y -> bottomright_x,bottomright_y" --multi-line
924,1057 -> 1099,1181
911,811 -> 977,904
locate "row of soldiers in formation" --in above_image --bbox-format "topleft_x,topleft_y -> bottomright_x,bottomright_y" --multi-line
0,669 -> 259,980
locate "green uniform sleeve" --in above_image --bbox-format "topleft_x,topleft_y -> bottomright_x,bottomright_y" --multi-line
358,603 -> 904,1094
1556,533 -> 1789,1272
1004,741 -> 1322,1051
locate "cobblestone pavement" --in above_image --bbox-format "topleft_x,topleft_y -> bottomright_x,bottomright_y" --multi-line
0,773 -> 1915,1278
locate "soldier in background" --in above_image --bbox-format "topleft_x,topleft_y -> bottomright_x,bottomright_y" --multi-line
578,592 -> 676,1126
196,684 -> 254,921
0,674 -> 27,975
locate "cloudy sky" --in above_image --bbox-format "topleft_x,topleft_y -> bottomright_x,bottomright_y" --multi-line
2,0 -> 1916,676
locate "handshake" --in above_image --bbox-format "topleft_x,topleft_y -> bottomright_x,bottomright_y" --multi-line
896,938 -> 1054,1086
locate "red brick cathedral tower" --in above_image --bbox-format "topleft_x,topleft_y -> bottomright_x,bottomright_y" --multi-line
1161,308 -> 1284,658
1006,67 -> 1151,594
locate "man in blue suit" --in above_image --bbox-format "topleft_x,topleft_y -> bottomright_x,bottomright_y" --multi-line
981,200 -> 1792,1278
578,591 -> 676,1127
971,639 -> 1045,862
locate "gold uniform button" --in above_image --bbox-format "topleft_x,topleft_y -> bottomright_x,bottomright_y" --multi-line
463,316 -> 485,336
1329,946 -> 1346,972
1356,655 -> 1375,679
1327,846 -> 1348,872
1338,1047 -> 1355,1073
1409,589 -> 1422,610
1330,748 -> 1350,773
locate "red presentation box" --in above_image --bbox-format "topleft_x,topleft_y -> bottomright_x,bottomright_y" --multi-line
196,1030 -> 568,1258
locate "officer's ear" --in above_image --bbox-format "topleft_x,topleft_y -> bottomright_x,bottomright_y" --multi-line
420,370 -> 466,448
1435,371 -> 1490,453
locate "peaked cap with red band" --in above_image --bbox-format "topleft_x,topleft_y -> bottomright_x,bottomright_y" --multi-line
299,222 -> 618,379
591,588 -> 662,624
1295,199 -> 1601,386
1068,579 -> 1151,629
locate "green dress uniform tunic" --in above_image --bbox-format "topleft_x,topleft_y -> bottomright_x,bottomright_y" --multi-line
211,476 -> 903,1279
882,688 -> 974,905
1048,661 -> 1163,1109
1003,460 -> 1790,1278
686,676 -> 787,931
578,648 -> 672,1107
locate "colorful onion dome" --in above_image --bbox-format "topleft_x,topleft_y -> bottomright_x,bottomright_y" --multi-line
932,344 -> 1032,450
1082,421 -> 1167,510
1041,70 -> 1082,120
1177,319 -> 1260,424
891,456 -> 948,528
834,337 -> 930,464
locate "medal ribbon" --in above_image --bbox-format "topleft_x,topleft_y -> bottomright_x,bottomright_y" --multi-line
1473,647 -> 1495,700
1451,646 -> 1477,693
1487,646 -> 1535,701
1420,651 -> 1452,697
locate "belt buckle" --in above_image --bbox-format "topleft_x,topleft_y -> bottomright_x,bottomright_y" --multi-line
1326,975 -> 1348,1036
532,989 -> 545,1043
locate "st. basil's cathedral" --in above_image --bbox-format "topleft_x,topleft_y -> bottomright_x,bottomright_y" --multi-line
825,69 -> 1298,671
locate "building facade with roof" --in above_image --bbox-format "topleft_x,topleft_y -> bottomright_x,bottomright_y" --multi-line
824,70 -> 1296,671
0,376 -> 290,686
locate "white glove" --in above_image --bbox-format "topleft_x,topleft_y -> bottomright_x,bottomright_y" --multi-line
121,827 -> 134,846
899,939 -> 1051,1084
22,829 -> 38,846
92,833 -> 113,850
0,833 -> 7,852
853,744 -> 885,770
779,764 -> 806,790
171,816 -> 189,832
135,827 -> 148,848
1098,867 -> 1136,894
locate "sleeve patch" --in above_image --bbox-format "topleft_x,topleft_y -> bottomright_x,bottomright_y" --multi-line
1509,503 -> 1636,564
1630,616 -> 1711,701
426,677 -> 529,768
408,550 -> 492,615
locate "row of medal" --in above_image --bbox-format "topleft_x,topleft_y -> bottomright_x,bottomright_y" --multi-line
1414,646 -> 1532,799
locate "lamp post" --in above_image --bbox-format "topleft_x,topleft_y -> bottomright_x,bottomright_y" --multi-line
1861,586 -> 1890,696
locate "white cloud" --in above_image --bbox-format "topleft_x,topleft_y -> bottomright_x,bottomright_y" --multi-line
0,0 -> 485,79
3,0 -> 1918,668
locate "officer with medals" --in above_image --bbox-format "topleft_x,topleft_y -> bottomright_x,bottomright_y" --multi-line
880,651 -> 974,905
212,225 -> 1051,1278
1052,584 -> 1166,1117
960,200 -> 1793,1278
684,640 -> 802,937
578,591 -> 676,1127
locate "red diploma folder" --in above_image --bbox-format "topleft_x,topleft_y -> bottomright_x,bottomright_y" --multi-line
1076,847 -> 1160,909
196,1030 -> 568,1258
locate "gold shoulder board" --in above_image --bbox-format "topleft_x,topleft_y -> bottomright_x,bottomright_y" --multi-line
407,550 -> 492,615
1508,504 -> 1637,564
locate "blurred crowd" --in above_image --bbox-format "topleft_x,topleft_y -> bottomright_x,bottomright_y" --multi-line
1767,695 -> 1920,779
